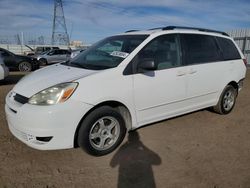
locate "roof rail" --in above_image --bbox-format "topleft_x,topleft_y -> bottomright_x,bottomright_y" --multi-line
148,27 -> 164,30
162,26 -> 229,36
125,30 -> 139,33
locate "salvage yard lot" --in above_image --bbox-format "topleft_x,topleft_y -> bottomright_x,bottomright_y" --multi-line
0,71 -> 250,188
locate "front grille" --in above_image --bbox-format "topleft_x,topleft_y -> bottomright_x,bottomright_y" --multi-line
14,93 -> 29,104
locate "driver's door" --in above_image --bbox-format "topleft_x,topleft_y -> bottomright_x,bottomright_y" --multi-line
133,34 -> 187,127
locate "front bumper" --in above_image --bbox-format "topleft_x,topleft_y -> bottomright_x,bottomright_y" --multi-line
31,59 -> 40,70
5,91 -> 93,150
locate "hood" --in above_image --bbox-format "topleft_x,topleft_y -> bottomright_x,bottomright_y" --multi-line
15,54 -> 33,60
13,64 -> 99,97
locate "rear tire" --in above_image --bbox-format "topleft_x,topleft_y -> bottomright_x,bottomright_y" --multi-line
213,85 -> 237,114
77,106 -> 127,156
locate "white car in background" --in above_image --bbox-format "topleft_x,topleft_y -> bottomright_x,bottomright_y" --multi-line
70,47 -> 89,59
5,26 -> 247,156
0,56 -> 9,81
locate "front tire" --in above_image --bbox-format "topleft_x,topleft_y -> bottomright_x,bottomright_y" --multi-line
18,61 -> 32,72
213,85 -> 237,114
77,106 -> 127,156
39,58 -> 47,66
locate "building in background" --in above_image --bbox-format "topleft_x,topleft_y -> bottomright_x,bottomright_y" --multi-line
70,40 -> 83,47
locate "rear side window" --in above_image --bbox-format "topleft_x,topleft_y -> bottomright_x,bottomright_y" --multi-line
181,34 -> 221,65
216,37 -> 241,60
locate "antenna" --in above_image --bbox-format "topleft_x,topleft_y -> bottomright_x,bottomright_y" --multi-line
51,0 -> 70,46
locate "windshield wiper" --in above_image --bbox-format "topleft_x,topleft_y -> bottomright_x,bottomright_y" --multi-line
70,62 -> 93,69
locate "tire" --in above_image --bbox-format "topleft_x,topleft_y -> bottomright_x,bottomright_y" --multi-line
77,106 -> 127,156
18,61 -> 32,72
39,58 -> 47,66
213,85 -> 237,114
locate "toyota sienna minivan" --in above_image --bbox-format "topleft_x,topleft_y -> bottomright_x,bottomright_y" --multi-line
5,26 -> 247,156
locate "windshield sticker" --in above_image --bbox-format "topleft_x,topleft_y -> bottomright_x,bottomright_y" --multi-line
110,51 -> 129,58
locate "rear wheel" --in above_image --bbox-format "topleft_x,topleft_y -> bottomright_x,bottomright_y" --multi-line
18,61 -> 32,72
213,85 -> 237,114
77,106 -> 126,156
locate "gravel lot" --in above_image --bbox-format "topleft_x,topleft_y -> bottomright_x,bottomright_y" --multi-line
0,71 -> 250,188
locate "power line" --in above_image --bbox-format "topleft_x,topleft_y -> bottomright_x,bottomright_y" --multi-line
51,0 -> 69,46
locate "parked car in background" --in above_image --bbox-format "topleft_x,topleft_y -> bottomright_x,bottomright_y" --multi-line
70,49 -> 85,59
5,26 -> 246,156
0,48 -> 39,72
37,49 -> 71,65
24,46 -> 60,56
0,56 -> 9,81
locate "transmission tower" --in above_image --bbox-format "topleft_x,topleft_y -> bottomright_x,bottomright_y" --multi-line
51,0 -> 70,46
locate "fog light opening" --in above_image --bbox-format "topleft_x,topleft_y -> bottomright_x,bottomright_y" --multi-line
36,136 -> 53,142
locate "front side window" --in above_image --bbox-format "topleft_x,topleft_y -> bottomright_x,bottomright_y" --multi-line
181,34 -> 221,65
136,34 -> 181,70
68,35 -> 148,70
57,50 -> 66,55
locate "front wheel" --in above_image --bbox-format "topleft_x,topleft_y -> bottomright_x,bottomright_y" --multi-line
213,85 -> 237,114
18,61 -> 32,72
77,106 -> 127,156
39,58 -> 47,66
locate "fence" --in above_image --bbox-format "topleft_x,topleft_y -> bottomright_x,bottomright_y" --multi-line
0,44 -> 89,55
228,29 -> 250,64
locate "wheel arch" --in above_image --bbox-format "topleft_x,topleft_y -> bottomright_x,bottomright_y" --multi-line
74,100 -> 133,148
227,81 -> 238,90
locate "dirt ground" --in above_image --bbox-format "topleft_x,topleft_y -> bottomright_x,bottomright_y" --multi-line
0,70 -> 250,188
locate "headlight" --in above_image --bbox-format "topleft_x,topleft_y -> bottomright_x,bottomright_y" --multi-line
28,82 -> 78,105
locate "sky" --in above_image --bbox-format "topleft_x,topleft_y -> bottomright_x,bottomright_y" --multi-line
0,0 -> 249,44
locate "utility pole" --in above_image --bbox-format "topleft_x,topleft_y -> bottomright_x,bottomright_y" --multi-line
51,0 -> 70,46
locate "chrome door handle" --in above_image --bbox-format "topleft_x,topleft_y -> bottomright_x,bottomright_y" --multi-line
177,71 -> 186,76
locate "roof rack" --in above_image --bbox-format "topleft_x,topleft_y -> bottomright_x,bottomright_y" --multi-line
125,30 -> 139,33
162,26 -> 229,36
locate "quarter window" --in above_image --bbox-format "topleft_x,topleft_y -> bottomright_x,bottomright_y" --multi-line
216,37 -> 241,60
137,34 -> 181,70
181,34 -> 221,65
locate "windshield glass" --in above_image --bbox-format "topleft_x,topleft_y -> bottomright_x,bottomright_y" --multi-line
67,35 -> 148,70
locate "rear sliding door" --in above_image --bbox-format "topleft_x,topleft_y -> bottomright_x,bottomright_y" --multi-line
180,34 -> 224,109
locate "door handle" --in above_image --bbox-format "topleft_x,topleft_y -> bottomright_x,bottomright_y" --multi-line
177,71 -> 186,76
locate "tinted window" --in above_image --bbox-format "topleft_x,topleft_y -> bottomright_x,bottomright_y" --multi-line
137,34 -> 181,70
36,47 -> 43,52
181,34 -> 221,65
53,50 -> 64,55
216,37 -> 241,60
59,50 -> 66,54
48,50 -> 55,55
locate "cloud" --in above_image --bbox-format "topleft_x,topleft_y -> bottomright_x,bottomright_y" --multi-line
0,0 -> 249,44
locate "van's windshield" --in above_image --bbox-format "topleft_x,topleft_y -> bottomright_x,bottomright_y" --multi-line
66,35 -> 149,70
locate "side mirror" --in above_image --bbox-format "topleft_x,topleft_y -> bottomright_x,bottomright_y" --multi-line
137,59 -> 157,73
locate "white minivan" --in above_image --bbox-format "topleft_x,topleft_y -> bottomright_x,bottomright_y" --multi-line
5,26 -> 247,156
0,56 -> 9,81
